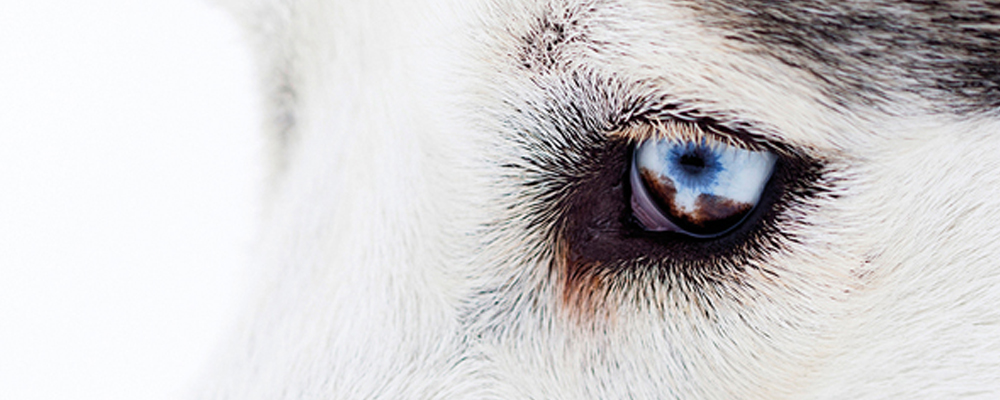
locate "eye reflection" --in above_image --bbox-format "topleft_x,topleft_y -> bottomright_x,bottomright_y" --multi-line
629,125 -> 777,238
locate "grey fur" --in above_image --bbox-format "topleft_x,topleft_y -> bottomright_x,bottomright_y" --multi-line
688,0 -> 1000,113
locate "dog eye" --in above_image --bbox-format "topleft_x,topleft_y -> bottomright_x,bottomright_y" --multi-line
629,132 -> 777,238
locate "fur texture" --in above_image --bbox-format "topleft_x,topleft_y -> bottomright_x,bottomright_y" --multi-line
201,0 -> 1000,398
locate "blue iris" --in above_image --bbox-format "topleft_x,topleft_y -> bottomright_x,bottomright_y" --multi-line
666,141 -> 722,190
631,134 -> 777,237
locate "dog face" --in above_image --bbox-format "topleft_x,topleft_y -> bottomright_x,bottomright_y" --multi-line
203,0 -> 1000,398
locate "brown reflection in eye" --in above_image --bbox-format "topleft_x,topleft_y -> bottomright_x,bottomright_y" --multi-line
638,167 -> 753,236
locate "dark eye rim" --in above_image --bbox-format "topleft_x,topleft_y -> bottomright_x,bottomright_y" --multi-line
550,120 -> 827,282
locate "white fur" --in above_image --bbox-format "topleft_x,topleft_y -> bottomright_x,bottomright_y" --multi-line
200,0 -> 1000,398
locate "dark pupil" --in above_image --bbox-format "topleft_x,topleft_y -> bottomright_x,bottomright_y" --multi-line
678,150 -> 708,175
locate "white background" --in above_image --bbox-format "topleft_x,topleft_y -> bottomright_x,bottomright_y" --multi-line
0,1 -> 260,399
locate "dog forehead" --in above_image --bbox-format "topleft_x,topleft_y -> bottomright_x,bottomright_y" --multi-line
489,0 -> 1000,135
470,0 -> 877,152
237,0 -> 1000,154
492,0 -> 1000,110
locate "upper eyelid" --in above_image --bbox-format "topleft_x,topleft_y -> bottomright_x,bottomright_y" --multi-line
607,115 -> 783,158
605,95 -> 785,150
610,120 -> 763,151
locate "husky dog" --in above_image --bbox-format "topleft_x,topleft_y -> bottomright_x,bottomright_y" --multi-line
202,0 -> 1000,398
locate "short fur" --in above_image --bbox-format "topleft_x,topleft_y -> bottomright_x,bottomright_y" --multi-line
200,0 -> 1000,398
